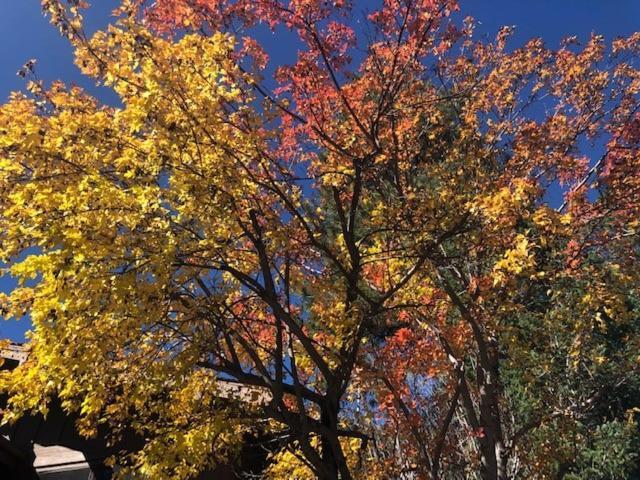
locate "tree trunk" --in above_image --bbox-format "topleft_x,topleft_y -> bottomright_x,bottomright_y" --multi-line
319,391 -> 352,480
477,346 -> 507,480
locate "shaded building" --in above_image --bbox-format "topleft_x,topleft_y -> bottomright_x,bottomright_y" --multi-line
0,343 -> 272,480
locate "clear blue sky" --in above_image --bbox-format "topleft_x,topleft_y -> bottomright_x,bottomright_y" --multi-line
1,0 -> 639,341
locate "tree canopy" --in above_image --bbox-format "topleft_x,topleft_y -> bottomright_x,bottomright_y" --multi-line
1,1 -> 639,479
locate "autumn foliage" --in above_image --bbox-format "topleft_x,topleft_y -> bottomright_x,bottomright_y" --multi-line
1,1 -> 640,479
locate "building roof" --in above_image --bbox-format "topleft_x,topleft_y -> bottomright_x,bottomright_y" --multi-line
0,341 -> 270,405
0,343 -> 29,364
1,341 -> 272,478
33,444 -> 89,476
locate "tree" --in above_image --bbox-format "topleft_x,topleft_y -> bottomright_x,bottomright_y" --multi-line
1,1 -> 639,478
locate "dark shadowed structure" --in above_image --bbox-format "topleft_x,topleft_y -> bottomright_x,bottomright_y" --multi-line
0,343 -> 272,480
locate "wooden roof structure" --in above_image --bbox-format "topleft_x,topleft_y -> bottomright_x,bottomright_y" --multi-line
0,342 -> 272,479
